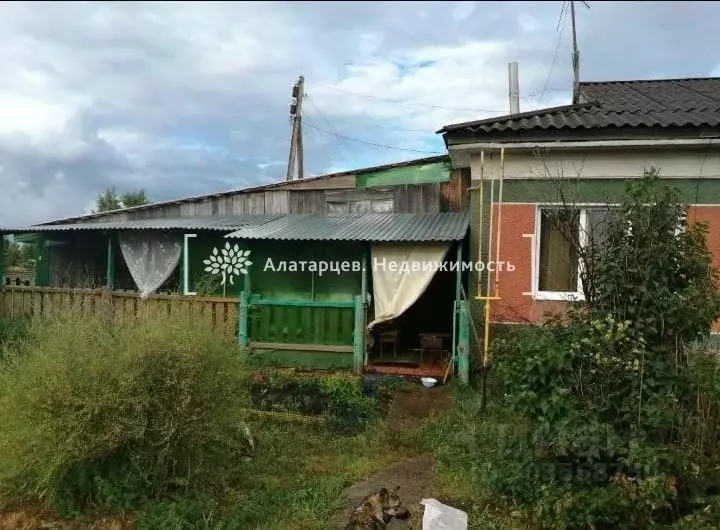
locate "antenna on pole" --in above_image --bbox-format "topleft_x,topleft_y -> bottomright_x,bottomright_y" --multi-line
286,75 -> 305,181
570,1 -> 590,104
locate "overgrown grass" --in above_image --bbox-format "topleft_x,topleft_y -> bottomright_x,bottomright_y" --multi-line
0,308 -> 251,516
0,309 -> 429,528
423,386 -> 528,530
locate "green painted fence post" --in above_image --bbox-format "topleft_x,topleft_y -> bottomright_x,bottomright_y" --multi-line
353,294 -> 364,374
238,290 -> 249,347
457,300 -> 470,385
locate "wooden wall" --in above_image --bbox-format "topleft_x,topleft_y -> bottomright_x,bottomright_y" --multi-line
67,168 -> 470,224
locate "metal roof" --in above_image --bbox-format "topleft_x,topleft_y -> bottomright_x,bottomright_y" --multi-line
0,215 -> 283,233
438,77 -> 720,134
224,212 -> 468,242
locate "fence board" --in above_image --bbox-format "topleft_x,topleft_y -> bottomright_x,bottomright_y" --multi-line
0,287 -> 240,339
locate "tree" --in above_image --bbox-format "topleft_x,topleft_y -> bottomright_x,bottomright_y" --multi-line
93,188 -> 149,213
120,190 -> 149,208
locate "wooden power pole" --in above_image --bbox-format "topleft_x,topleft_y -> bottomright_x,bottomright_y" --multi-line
286,75 -> 305,181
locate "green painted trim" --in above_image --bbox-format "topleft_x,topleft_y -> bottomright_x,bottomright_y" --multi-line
457,300 -> 470,386
248,295 -> 355,308
353,295 -> 364,374
357,160 -> 452,188
470,178 -> 720,205
238,290 -> 249,346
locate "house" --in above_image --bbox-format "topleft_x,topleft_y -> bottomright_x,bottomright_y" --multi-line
438,76 -> 720,327
0,156 -> 473,381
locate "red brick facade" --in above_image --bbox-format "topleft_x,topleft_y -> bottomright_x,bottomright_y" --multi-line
485,203 -> 720,330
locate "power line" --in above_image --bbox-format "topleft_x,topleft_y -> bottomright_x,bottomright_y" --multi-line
309,82 -> 507,113
303,120 -> 444,155
537,1 -> 569,104
303,94 -> 359,167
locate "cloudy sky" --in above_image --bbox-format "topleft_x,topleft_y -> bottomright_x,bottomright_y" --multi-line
1,1 -> 718,226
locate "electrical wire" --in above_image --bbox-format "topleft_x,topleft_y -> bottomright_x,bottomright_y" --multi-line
303,94 -> 359,167
536,1 -> 569,104
308,82 -> 507,113
303,120 -> 445,155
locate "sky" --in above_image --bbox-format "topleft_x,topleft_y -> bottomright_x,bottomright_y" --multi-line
1,0 -> 719,226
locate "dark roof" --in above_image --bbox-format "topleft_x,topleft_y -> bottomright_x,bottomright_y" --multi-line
37,155 -> 449,226
224,212 -> 469,242
438,77 -> 720,134
0,215 -> 283,233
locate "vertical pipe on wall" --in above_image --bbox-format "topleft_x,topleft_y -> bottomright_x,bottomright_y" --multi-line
476,151 -> 485,297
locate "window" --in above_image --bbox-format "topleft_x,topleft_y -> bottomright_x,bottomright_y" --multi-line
535,206 -> 620,300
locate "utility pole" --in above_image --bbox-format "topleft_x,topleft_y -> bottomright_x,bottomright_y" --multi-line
570,1 -> 590,104
508,62 -> 520,114
286,75 -> 305,181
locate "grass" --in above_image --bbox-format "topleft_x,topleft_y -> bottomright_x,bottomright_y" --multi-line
423,386 -> 528,530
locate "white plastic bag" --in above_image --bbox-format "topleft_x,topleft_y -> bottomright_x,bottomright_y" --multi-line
420,498 -> 468,530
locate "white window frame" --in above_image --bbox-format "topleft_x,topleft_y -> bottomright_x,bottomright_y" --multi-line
533,204 -> 621,302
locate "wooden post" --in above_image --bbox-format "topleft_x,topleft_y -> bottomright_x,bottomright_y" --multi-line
360,250 -> 368,366
457,300 -> 470,385
105,232 -> 115,290
0,235 -> 5,289
452,242 -> 462,363
238,290 -> 249,347
353,295 -> 364,374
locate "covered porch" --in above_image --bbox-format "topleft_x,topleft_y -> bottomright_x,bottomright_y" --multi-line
224,211 -> 470,382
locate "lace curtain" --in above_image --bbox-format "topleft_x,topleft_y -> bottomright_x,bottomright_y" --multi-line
118,231 -> 182,298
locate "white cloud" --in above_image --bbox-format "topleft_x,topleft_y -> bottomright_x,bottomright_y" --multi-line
0,1 -> 718,226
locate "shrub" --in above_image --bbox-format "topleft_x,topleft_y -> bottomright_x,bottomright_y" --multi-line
489,174 -> 720,527
0,309 -> 251,514
247,371 -> 388,435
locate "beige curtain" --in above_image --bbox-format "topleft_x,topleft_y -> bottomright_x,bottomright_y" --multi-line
367,243 -> 450,329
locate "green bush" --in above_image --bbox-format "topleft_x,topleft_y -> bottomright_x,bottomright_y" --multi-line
247,371 -> 388,435
488,174 -> 720,527
0,309 -> 251,514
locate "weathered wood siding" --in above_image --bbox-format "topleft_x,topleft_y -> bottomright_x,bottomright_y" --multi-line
0,287 -> 239,340
61,165 -> 469,225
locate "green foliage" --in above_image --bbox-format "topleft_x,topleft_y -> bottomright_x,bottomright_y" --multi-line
0,310 -> 250,515
2,241 -> 35,269
247,371 -> 389,435
94,187 -> 149,212
488,173 -> 720,527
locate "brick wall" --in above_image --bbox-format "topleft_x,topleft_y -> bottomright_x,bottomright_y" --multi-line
471,202 -> 720,330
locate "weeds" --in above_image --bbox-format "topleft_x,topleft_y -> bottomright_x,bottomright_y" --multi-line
0,308 -> 250,516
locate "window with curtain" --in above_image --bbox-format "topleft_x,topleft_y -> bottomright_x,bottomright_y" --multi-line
537,206 -> 622,295
538,209 -> 580,292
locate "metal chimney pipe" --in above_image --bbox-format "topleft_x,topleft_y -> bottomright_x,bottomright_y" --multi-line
508,62 -> 520,114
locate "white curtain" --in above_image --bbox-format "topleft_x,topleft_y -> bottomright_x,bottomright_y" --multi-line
367,243 -> 450,329
118,231 -> 182,298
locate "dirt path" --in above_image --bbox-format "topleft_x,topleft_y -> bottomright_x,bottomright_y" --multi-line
332,382 -> 453,529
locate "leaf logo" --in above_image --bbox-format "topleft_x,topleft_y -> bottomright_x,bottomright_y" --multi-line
202,242 -> 252,286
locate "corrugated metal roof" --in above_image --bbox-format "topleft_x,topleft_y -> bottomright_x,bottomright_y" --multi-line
0,215 -> 283,233
224,212 -> 468,242
438,77 -> 720,134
